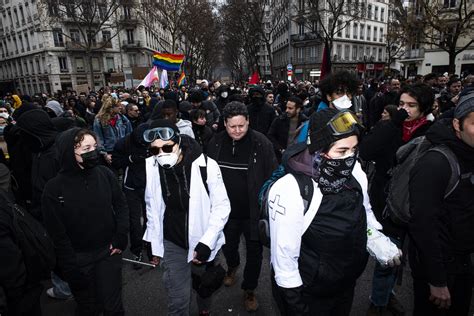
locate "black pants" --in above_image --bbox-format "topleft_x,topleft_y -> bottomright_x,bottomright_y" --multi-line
271,272 -> 355,316
413,273 -> 472,316
71,248 -> 124,316
222,218 -> 262,291
124,188 -> 146,256
4,283 -> 43,316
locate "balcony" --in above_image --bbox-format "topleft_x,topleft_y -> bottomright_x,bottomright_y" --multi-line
65,41 -> 113,50
402,48 -> 425,60
119,15 -> 138,24
290,32 -> 322,43
122,40 -> 141,49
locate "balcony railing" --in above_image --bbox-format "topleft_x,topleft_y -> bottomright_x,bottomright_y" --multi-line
122,40 -> 141,48
65,41 -> 113,50
402,48 -> 425,59
290,32 -> 322,43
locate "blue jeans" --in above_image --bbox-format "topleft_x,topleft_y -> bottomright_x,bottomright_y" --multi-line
370,236 -> 402,306
51,272 -> 72,298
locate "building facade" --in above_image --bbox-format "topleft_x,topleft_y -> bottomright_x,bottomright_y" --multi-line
271,0 -> 389,81
0,0 -> 180,95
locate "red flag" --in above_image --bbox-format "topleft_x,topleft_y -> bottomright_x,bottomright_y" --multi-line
248,71 -> 260,85
320,43 -> 332,80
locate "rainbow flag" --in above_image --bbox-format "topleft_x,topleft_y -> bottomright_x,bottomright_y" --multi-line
177,72 -> 186,86
153,52 -> 185,72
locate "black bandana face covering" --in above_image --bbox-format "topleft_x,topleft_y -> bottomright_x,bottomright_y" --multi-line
317,152 -> 357,194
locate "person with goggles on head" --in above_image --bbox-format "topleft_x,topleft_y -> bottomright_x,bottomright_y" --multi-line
142,119 -> 231,316
268,109 -> 401,316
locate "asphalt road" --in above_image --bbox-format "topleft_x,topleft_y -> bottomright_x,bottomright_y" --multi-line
42,245 -> 474,316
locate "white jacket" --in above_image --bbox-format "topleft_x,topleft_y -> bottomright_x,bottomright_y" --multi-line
143,153 -> 230,262
270,161 -> 384,289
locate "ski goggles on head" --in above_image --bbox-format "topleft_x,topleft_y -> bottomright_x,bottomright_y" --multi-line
327,110 -> 363,136
143,127 -> 178,143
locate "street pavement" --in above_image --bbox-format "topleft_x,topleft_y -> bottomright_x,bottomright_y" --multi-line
42,244 -> 474,315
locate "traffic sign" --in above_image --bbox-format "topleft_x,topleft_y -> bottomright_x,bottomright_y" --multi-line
287,64 -> 293,71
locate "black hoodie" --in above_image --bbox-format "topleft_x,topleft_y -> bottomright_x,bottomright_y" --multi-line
41,128 -> 129,285
409,119 -> 474,286
16,109 -> 59,219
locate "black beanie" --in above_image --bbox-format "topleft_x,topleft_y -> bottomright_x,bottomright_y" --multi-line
148,119 -> 180,135
307,108 -> 359,154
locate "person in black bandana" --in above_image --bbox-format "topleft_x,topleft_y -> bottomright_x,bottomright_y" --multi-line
41,128 -> 129,315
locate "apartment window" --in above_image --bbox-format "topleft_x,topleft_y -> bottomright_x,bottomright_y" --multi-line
70,29 -> 80,43
123,5 -> 131,18
373,27 -> 377,41
367,4 -> 372,19
336,44 -> 342,61
87,31 -> 96,44
360,24 -> 365,40
379,27 -> 384,42
129,54 -> 137,66
345,25 -> 350,38
344,44 -> 350,60
367,25 -> 371,41
374,6 -> 379,21
102,30 -> 111,43
298,0 -> 305,11
372,47 -> 377,59
309,46 -> 317,58
92,57 -> 100,71
53,29 -> 64,47
296,47 -> 304,61
24,32 -> 30,50
337,20 -> 342,37
75,57 -> 84,71
298,22 -> 304,35
99,6 -> 107,19
366,46 -> 370,57
58,56 -> 68,72
443,0 -> 456,8
353,23 -> 358,39
36,59 -> 40,73
30,60 -> 34,74
126,29 -> 134,44
378,48 -> 383,61
381,8 -> 385,22
106,57 -> 115,71
352,45 -> 358,60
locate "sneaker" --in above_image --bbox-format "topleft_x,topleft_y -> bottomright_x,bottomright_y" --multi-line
46,287 -> 73,300
387,294 -> 405,316
223,266 -> 238,287
243,290 -> 259,312
133,253 -> 143,270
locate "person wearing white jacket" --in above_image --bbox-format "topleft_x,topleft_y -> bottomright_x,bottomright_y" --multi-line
269,109 -> 401,316
142,119 -> 230,316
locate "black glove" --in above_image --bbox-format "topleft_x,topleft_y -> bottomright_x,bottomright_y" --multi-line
279,286 -> 309,315
194,242 -> 211,262
391,108 -> 409,126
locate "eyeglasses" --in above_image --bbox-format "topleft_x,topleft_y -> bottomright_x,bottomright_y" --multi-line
327,110 -> 363,136
143,127 -> 178,143
149,144 -> 175,155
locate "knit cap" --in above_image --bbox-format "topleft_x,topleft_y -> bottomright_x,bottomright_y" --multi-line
454,87 -> 474,119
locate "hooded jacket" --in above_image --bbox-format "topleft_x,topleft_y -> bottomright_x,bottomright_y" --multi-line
143,135 -> 231,262
16,109 -> 59,219
247,100 -> 277,135
41,128 -> 129,285
409,119 -> 474,286
268,112 -> 308,161
176,119 -> 195,138
45,100 -> 64,117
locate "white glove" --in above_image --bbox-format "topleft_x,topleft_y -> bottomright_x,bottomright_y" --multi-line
366,227 -> 402,267
366,209 -> 383,231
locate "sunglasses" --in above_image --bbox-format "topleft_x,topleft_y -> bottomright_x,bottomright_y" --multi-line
327,110 -> 363,136
149,144 -> 176,155
143,127 -> 178,143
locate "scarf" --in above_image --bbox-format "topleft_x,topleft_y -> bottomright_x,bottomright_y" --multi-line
402,116 -> 428,143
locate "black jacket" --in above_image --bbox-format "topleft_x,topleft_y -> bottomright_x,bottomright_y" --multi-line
192,122 -> 213,154
16,109 -> 59,220
247,103 -> 277,135
408,119 -> 474,286
112,123 -> 149,190
41,128 -> 129,288
268,113 -> 308,161
207,129 -> 278,239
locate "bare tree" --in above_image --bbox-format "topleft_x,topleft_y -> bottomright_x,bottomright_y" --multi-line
393,0 -> 473,74
136,0 -> 187,53
38,0 -> 125,89
384,6 -> 407,75
300,0 -> 365,55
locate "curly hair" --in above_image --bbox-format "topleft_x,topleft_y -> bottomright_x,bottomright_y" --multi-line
319,70 -> 359,101
96,94 -> 116,126
222,101 -> 248,122
74,129 -> 97,149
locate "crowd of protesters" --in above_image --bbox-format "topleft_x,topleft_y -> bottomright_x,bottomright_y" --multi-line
0,70 -> 473,316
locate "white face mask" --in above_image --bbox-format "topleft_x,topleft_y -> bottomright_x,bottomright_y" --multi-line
156,149 -> 180,169
0,112 -> 9,120
332,94 -> 352,110
221,92 -> 228,98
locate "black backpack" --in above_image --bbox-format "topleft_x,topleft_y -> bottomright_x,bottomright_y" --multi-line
0,191 -> 56,282
258,168 -> 314,248
384,136 -> 460,226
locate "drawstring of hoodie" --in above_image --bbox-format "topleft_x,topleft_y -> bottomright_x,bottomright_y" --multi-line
158,165 -> 171,198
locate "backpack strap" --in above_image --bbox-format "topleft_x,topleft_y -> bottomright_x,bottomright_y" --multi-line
290,173 -> 323,233
428,145 -> 460,198
200,154 -> 209,195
